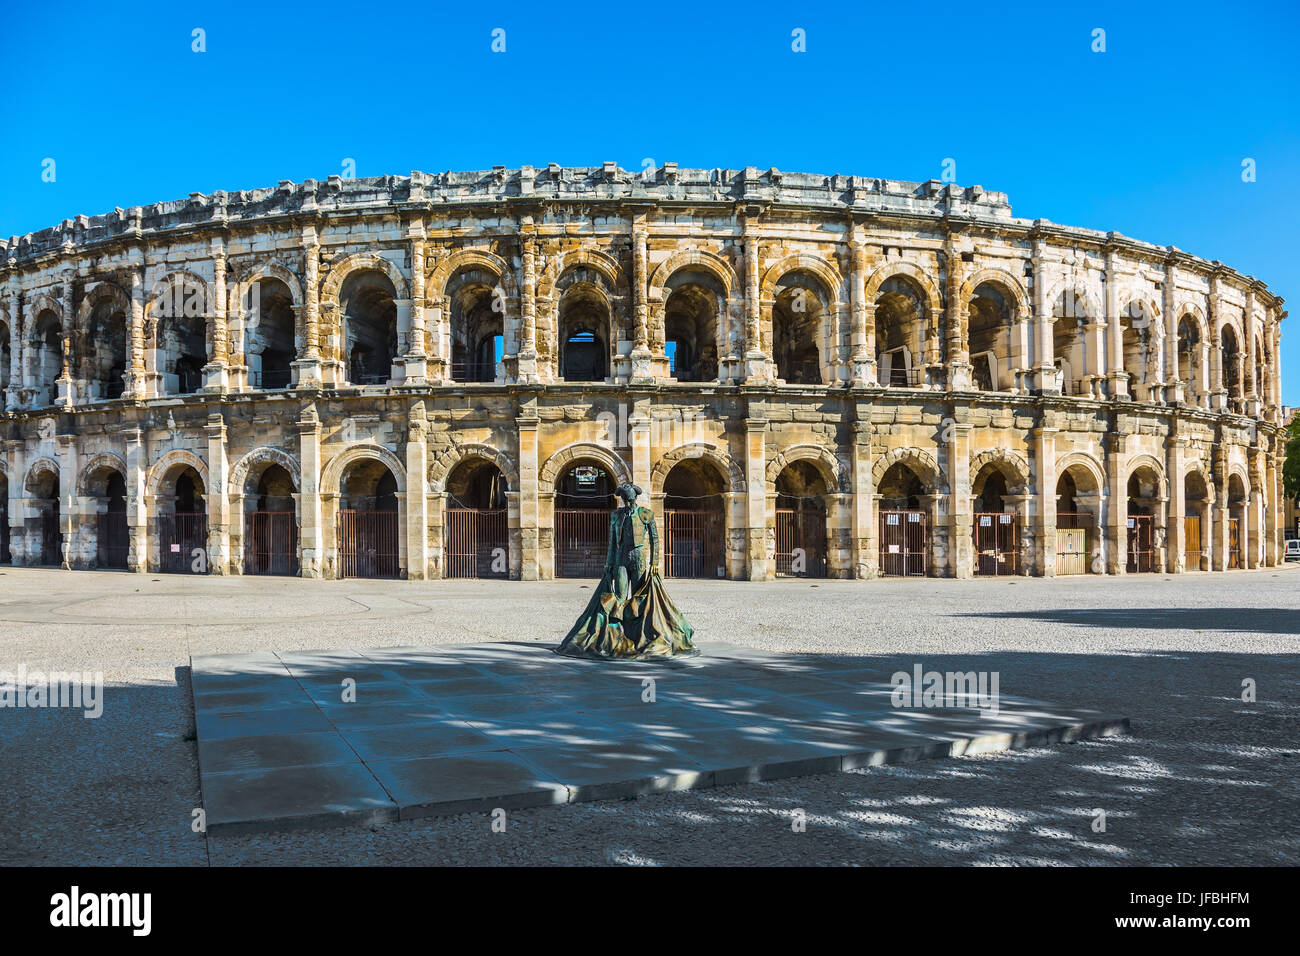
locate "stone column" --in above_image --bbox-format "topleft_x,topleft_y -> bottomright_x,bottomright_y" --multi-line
947,421 -> 973,577
1167,434 -> 1185,572
848,241 -> 876,385
126,263 -> 147,398
1163,257 -> 1181,402
405,404 -> 428,580
1033,426 -> 1057,576
944,235 -> 972,390
516,224 -> 539,384
5,290 -> 20,410
55,433 -> 75,570
630,409 -> 651,494
4,441 -> 23,563
1104,250 -> 1128,399
851,421 -> 876,577
516,412 -> 540,580
1033,241 -> 1059,394
744,417 -> 770,579
742,231 -> 770,383
124,428 -> 148,572
294,234 -> 324,387
203,238 -> 229,392
630,218 -> 655,383
1106,432 -> 1127,574
205,413 -> 229,574
297,406 -> 324,577
404,231 -> 429,384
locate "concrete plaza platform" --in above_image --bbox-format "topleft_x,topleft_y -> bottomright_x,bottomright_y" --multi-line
191,640 -> 1130,835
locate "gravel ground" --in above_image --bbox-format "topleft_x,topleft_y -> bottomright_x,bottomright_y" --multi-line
1,565 -> 1297,866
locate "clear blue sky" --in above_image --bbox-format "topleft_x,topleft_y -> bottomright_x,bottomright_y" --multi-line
3,0 -> 1295,403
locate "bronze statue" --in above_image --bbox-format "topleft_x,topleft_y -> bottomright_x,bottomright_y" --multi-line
556,483 -> 697,660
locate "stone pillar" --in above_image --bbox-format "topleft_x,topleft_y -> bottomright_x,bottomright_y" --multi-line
55,433 -> 75,570
848,241 -> 876,386
742,232 -> 770,383
4,441 -> 22,563
851,421 -> 876,577
205,413 -> 229,574
516,412 -> 540,580
1106,433 -> 1127,574
203,239 -> 229,392
947,422 -> 973,577
405,404 -> 428,580
5,291 -> 20,410
1033,426 -> 1057,575
1033,241 -> 1059,394
516,225 -> 539,384
944,236 -> 972,390
126,263 -> 147,398
630,410 -> 651,494
630,219 -> 654,383
124,428 -> 148,572
1163,257 -> 1181,401
1167,434 -> 1186,572
297,406 -> 324,577
294,234 -> 324,387
404,232 -> 429,384
744,417 -> 771,580
1104,250 -> 1128,399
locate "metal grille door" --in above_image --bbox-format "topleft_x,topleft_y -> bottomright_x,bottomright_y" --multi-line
246,511 -> 298,576
1228,518 -> 1241,569
665,510 -> 725,578
40,507 -> 62,566
775,509 -> 826,577
160,512 -> 208,574
974,512 -> 1019,576
554,509 -> 610,577
1126,515 -> 1154,573
879,510 -> 927,576
1183,516 -> 1202,570
338,510 -> 399,578
97,511 -> 129,569
445,508 -> 509,579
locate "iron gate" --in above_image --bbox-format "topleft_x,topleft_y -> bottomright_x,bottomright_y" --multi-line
1126,514 -> 1154,573
1056,513 -> 1093,575
879,510 -> 927,576
665,510 -> 725,578
337,509 -> 399,578
1228,517 -> 1241,569
1183,515 -> 1202,570
974,512 -> 1019,575
97,511 -> 129,569
775,509 -> 826,577
1,506 -> 9,564
246,511 -> 298,576
159,511 -> 208,573
445,508 -> 508,579
40,506 -> 62,566
554,509 -> 610,577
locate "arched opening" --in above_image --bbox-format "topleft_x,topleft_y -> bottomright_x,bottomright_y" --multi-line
663,270 -> 723,383
27,467 -> 62,566
877,461 -> 929,575
1126,467 -> 1160,573
249,278 -> 296,390
447,267 -> 504,384
968,283 -> 1014,392
159,466 -> 207,574
244,463 -> 298,576
775,460 -> 827,577
83,298 -> 127,400
1227,474 -> 1247,569
874,277 -> 926,387
1183,471 -> 1210,571
972,464 -> 1019,575
0,320 -> 11,396
662,458 -> 726,579
1121,301 -> 1157,400
337,458 -> 399,578
1220,325 -> 1242,411
34,311 -> 64,406
554,459 -> 615,577
558,274 -> 611,382
1053,289 -> 1090,396
1055,466 -> 1100,574
157,312 -> 207,395
1176,316 -> 1202,405
340,270 -> 398,385
444,459 -> 509,579
85,465 -> 128,569
772,272 -> 828,385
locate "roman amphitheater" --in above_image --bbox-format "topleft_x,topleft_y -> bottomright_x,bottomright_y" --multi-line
0,164 -> 1287,582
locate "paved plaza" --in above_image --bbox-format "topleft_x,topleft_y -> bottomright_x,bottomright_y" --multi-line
1,566 -> 1297,865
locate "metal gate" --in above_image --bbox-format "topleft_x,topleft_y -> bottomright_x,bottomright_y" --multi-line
1228,518 -> 1241,569
973,512 -> 1019,576
97,511 -> 129,569
1126,514 -> 1154,573
775,509 -> 826,578
445,508 -> 508,579
1183,515 -> 1202,570
1056,513 -> 1093,575
40,506 -> 62,566
159,511 -> 208,574
665,510 -> 725,578
338,509 -> 399,578
0,507 -> 7,564
879,510 -> 927,576
554,509 -> 610,577
246,511 -> 298,576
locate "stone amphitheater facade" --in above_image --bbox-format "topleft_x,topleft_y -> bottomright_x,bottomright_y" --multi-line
0,164 -> 1287,581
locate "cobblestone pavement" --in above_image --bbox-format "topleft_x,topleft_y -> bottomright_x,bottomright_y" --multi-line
1,565 -> 1296,866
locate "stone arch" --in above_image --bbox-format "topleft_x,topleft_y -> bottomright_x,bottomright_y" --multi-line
321,443 -> 407,496
229,446 -> 301,499
147,449 -> 210,497
651,443 -> 746,497
429,442 -> 520,493
26,292 -> 65,329
24,457 -> 60,494
767,443 -> 849,494
1125,454 -> 1167,500
959,268 -> 1030,318
759,254 -> 844,304
320,252 -> 411,304
1226,463 -> 1252,498
147,269 -> 211,318
871,446 -> 944,493
539,442 -> 632,488
77,452 -> 127,496
537,247 -> 629,302
970,449 -> 1030,495
230,259 -> 304,309
428,248 -> 518,302
1175,301 -> 1208,340
1182,460 -> 1216,504
1044,277 -> 1101,321
1054,451 -> 1106,495
863,261 -> 942,313
647,248 -> 738,302
75,281 -> 131,328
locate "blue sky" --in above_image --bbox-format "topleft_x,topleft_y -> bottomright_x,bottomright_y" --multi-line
3,0 -> 1296,402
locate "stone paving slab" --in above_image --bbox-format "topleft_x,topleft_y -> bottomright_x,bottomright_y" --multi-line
191,640 -> 1130,835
